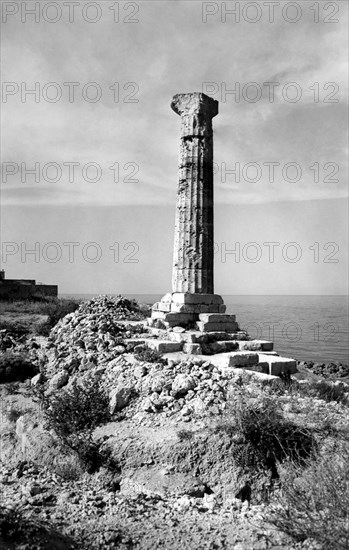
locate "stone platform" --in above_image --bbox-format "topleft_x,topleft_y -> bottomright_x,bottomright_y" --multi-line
130,322 -> 298,377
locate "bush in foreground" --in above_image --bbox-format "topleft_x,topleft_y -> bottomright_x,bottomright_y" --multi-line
35,298 -> 80,335
214,394 -> 316,477
0,503 -> 76,548
268,442 -> 349,549
38,375 -> 116,473
261,377 -> 349,405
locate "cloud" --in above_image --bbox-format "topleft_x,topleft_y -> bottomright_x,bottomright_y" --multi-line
1,1 -> 347,207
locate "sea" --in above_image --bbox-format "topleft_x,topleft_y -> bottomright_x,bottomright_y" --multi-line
60,294 -> 349,365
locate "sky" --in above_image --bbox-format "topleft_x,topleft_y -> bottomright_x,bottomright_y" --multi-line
1,0 -> 348,295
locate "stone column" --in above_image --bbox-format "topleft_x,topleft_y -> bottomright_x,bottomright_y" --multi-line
171,92 -> 218,294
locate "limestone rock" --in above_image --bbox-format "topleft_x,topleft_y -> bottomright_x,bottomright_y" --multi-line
172,374 -> 196,396
48,370 -> 69,391
109,385 -> 132,414
31,372 -> 42,386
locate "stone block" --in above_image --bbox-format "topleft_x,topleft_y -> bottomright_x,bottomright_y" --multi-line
224,322 -> 239,333
124,338 -> 146,347
147,340 -> 183,354
168,332 -> 197,343
245,362 -> 269,374
163,312 -> 197,322
227,352 -> 259,367
171,293 -> 223,305
196,321 -> 239,333
183,343 -> 202,355
258,354 -> 297,376
198,313 -> 236,323
170,303 -> 198,313
238,340 -> 274,352
196,322 -> 222,332
151,311 -> 167,320
209,341 -> 239,353
160,293 -> 172,303
153,302 -> 172,312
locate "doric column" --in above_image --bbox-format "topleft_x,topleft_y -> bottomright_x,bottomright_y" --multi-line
171,92 -> 218,294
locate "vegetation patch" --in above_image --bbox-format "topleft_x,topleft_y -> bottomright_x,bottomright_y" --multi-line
0,351 -> 38,383
134,347 -> 166,365
268,442 -> 349,549
37,375 -> 118,473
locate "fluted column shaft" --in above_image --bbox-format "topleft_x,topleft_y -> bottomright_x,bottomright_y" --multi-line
171,93 -> 218,294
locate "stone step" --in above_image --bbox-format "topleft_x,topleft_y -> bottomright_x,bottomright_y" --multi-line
123,338 -> 147,347
196,321 -> 239,333
209,341 -> 239,353
257,354 -> 297,376
146,339 -> 183,353
198,313 -> 236,323
203,351 -> 260,369
238,339 -> 274,352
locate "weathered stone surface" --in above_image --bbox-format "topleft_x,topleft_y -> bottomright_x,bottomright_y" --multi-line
183,343 -> 202,355
198,313 -> 236,323
238,340 -> 273,352
109,385 -> 132,413
172,326 -> 186,333
196,321 -> 239,333
48,370 -> 69,391
209,341 -> 239,353
147,340 -> 183,353
171,93 -> 218,295
31,372 -> 42,386
171,293 -> 223,305
227,352 -> 259,367
258,354 -> 297,376
172,374 -> 196,396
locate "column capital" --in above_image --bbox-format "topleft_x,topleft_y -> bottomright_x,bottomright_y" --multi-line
171,92 -> 218,119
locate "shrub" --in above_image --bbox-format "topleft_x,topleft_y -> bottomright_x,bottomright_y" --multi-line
36,298 -> 80,335
0,504 -> 76,547
0,351 -> 38,383
39,375 -> 114,473
268,442 -> 349,549
215,395 -> 316,477
0,320 -> 29,337
261,377 -> 349,405
302,380 -> 349,405
134,347 -> 166,365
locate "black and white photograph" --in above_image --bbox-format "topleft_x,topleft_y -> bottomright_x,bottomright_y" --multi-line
0,0 -> 348,548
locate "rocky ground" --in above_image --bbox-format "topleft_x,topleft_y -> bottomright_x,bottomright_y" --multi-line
0,296 -> 348,550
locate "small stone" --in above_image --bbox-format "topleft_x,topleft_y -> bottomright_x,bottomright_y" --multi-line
31,372 -> 42,386
173,326 -> 186,333
172,374 -> 196,396
48,371 -> 69,391
109,385 -> 132,413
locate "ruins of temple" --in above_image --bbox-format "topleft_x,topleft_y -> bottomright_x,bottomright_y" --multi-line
145,93 -> 297,377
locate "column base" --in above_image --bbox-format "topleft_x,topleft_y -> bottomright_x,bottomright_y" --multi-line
150,293 -> 238,330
